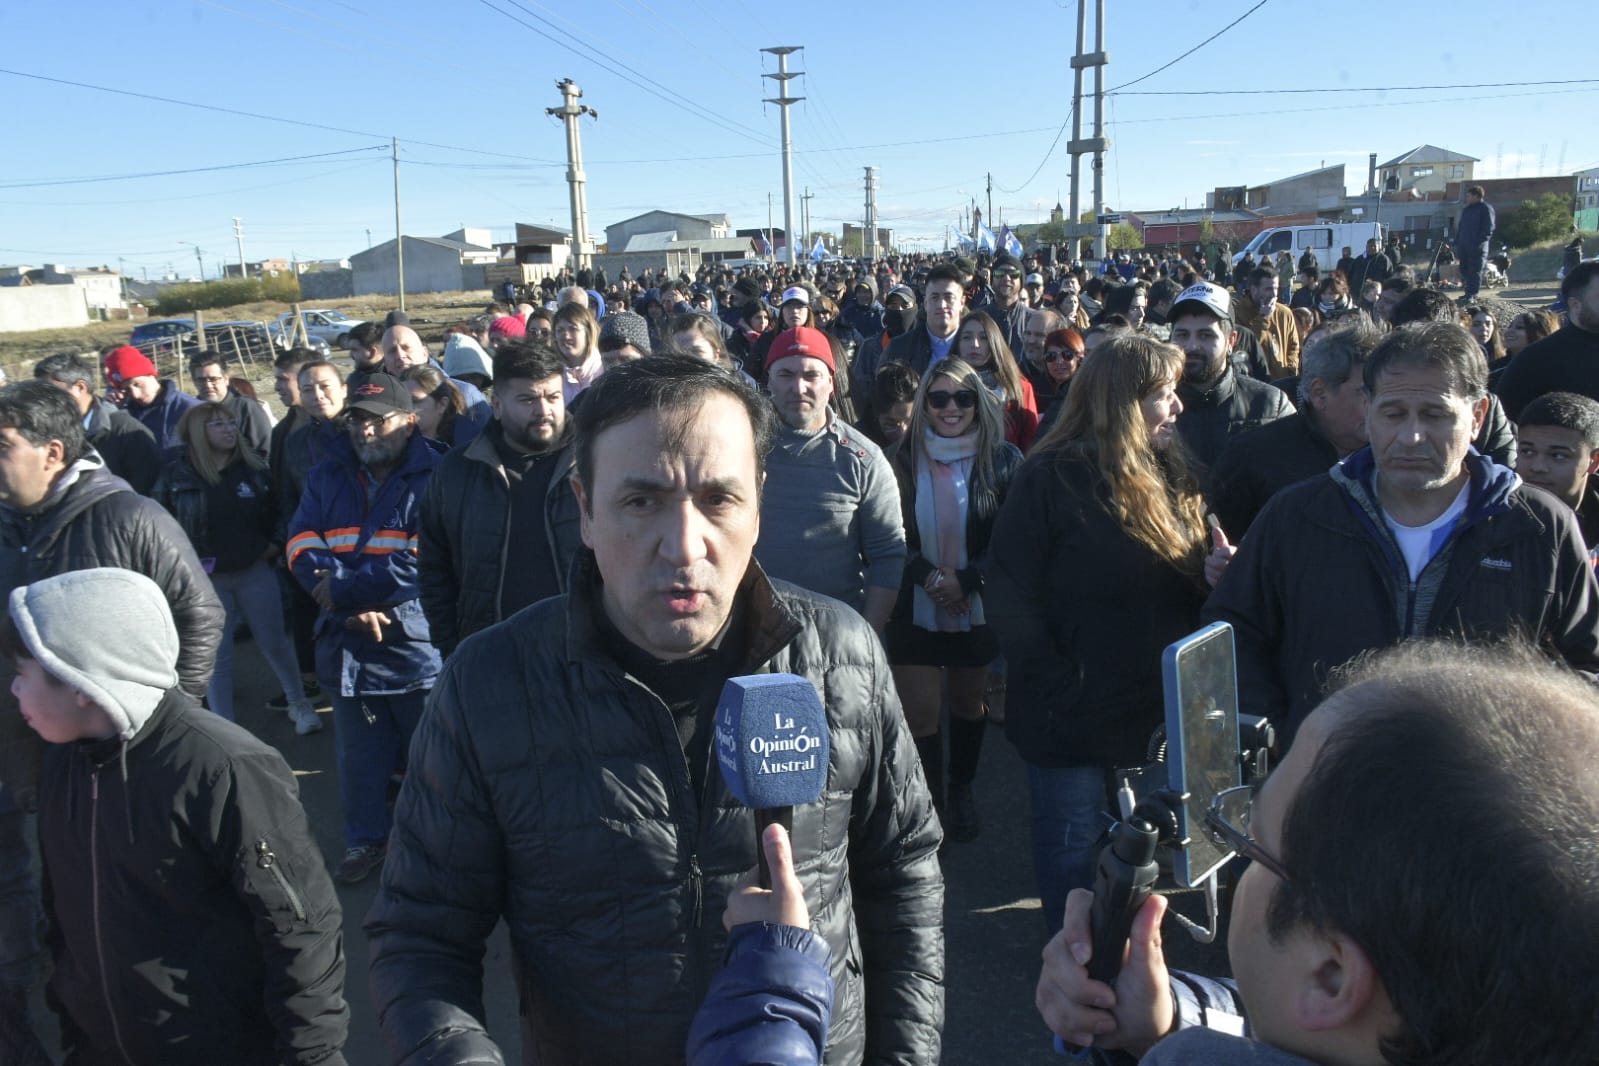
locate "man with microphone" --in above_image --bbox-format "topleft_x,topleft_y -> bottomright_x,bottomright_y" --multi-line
367,355 -> 944,1065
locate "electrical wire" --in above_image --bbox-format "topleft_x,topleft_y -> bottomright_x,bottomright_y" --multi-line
1106,0 -> 1272,94
1114,78 -> 1599,96
0,147 -> 385,190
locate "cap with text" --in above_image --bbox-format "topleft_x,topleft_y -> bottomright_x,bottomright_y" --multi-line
1169,281 -> 1232,323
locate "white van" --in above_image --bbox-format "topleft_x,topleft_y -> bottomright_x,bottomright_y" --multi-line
1232,222 -> 1385,273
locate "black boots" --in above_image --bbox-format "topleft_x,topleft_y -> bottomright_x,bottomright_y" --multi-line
944,715 -> 987,842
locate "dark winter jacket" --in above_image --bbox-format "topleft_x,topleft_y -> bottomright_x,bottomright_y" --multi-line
840,278 -> 886,340
271,416 -> 342,544
286,430 -> 441,697
222,388 -> 275,463
84,397 -> 161,495
1175,367 -> 1296,472
418,423 -> 581,656
0,459 -> 224,797
1493,325 -> 1599,421
124,379 -> 199,455
891,437 -> 1024,605
987,451 -> 1209,768
40,689 -> 347,1066
881,322 -> 950,380
1456,199 -> 1496,252
153,451 -> 278,571
366,558 -> 945,1066
686,923 -> 833,1066
1205,411 -> 1340,539
1202,447 -> 1599,749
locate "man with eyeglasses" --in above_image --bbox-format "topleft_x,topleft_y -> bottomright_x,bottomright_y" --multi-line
971,252 -> 1029,359
1037,639 -> 1599,1065
756,327 -> 905,632
287,372 -> 441,886
187,349 -> 274,463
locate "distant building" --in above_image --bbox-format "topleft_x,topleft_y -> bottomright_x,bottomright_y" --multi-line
604,211 -> 730,253
1245,164 -> 1347,217
1378,146 -> 1477,198
221,258 -> 292,278
1578,166 -> 1599,212
842,223 -> 895,257
350,233 -> 499,296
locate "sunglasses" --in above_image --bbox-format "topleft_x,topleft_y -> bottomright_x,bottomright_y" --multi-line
927,389 -> 978,410
1044,349 -> 1083,363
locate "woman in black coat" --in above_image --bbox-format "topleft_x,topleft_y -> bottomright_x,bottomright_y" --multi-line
886,355 -> 1022,843
987,334 -> 1219,936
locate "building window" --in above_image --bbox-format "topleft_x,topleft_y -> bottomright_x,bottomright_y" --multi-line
1411,166 -> 1434,179
1449,165 -> 1465,179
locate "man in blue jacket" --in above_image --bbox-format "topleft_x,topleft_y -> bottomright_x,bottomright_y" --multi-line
288,372 -> 440,885
1454,185 -> 1496,301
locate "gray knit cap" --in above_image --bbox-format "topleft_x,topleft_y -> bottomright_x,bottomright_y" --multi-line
599,311 -> 653,356
9,568 -> 179,740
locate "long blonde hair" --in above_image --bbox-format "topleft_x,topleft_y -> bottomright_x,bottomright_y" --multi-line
178,401 -> 265,485
1034,334 -> 1206,574
908,356 -> 1004,495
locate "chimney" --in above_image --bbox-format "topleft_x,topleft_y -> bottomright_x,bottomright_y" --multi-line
1368,154 -> 1378,196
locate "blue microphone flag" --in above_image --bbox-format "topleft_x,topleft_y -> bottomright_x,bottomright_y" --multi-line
714,673 -> 830,809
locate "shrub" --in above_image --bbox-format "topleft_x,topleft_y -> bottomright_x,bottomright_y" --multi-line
153,273 -> 301,314
1498,192 -> 1574,250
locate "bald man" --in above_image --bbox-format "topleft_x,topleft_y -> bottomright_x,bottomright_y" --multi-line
380,326 -> 492,431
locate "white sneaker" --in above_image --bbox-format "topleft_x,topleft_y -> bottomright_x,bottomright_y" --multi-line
288,700 -> 323,736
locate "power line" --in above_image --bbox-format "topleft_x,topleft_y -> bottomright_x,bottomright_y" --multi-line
0,146 -> 385,190
1110,85 -> 1599,125
995,104 -> 1074,195
0,160 -> 385,208
0,67 -> 560,163
1114,78 -> 1599,96
1107,0 -> 1272,94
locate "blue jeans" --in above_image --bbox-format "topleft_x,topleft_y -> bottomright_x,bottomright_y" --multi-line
330,691 -> 427,849
0,792 -> 39,989
1027,764 -> 1113,937
207,560 -> 306,721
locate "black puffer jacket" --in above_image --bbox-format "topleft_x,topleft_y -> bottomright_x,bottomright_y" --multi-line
1175,366 -> 1296,471
987,451 -> 1209,768
84,397 -> 161,496
417,424 -> 581,656
367,558 -> 945,1066
0,459 -> 224,797
40,690 -> 347,1065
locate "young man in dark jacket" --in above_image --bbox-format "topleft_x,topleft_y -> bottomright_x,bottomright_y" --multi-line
0,382 -> 224,1062
418,342 -> 581,657
7,567 -> 348,1066
33,352 -> 162,495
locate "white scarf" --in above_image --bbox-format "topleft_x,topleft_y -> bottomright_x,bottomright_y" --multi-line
913,427 -> 986,632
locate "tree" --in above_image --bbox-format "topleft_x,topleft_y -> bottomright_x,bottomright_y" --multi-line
1031,220 -> 1069,245
1498,192 -> 1574,249
1107,223 -> 1144,251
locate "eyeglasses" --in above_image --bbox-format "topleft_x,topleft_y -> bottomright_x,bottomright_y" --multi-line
927,389 -> 978,411
1044,349 -> 1083,363
1204,784 -> 1292,883
993,269 -> 1022,280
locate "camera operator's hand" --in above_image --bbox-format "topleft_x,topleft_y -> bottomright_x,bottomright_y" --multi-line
723,823 -> 810,932
1037,888 -> 1173,1054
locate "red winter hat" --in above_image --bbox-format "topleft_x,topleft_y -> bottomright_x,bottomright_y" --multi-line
488,314 -> 526,339
103,346 -> 158,386
764,326 -> 836,374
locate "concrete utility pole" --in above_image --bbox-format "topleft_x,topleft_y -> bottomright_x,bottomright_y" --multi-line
761,46 -> 804,267
179,241 -> 204,281
986,173 -> 993,233
392,137 -> 406,311
232,217 -> 246,277
1066,0 -> 1111,261
801,187 -> 814,255
546,79 -> 598,270
864,166 -> 879,260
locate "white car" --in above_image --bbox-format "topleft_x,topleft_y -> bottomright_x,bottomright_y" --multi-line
273,309 -> 365,348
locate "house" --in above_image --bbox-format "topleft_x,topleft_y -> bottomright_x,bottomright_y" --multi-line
1378,146 -> 1477,198
1129,208 -> 1284,251
1578,166 -> 1599,212
588,233 -> 756,282
603,211 -> 730,252
1245,164 -> 1348,217
488,223 -> 574,290
350,232 -> 499,296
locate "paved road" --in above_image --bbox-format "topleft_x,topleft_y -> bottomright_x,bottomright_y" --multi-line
35,634 -> 1230,1064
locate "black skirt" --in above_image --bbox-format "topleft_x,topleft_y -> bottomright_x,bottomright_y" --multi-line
884,620 -> 998,669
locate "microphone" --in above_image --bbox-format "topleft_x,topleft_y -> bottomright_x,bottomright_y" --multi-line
714,674 -> 831,889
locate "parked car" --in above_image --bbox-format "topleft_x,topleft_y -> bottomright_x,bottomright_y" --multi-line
272,308 -> 365,349
130,318 -> 197,357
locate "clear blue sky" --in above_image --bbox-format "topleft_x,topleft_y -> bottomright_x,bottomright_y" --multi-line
2,0 -> 1592,278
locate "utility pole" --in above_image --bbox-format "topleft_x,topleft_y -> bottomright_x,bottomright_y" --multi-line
546,79 -> 598,270
761,46 -> 804,267
179,241 -> 204,281
766,193 -> 775,265
117,257 -> 127,305
1066,0 -> 1111,262
863,166 -> 879,261
801,187 -> 814,256
365,227 -> 372,249
986,173 -> 993,233
231,217 -> 246,278
392,136 -> 406,311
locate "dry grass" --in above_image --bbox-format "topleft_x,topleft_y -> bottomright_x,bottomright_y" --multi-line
0,289 -> 497,375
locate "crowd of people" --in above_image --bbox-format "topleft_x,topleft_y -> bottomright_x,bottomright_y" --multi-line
0,233 -> 1597,1065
